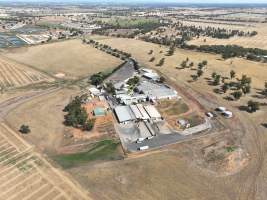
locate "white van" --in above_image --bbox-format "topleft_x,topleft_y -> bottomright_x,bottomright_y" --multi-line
138,146 -> 149,151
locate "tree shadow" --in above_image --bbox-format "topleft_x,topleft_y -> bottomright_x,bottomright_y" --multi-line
223,96 -> 234,101
213,88 -> 221,94
238,105 -> 248,112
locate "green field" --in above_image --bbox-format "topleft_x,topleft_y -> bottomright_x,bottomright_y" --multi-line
98,17 -> 161,32
53,140 -> 123,169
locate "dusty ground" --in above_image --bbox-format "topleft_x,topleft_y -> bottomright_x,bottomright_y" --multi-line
181,20 -> 267,50
2,39 -> 122,79
75,36 -> 267,200
5,87 -> 80,155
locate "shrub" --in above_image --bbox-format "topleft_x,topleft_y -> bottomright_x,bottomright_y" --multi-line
19,125 -> 30,134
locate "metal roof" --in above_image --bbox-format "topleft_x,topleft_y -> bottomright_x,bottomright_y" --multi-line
114,106 -> 136,123
130,105 -> 143,119
136,104 -> 150,120
144,105 -> 161,119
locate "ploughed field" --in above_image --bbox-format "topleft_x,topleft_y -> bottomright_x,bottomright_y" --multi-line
0,122 -> 89,200
0,56 -> 53,90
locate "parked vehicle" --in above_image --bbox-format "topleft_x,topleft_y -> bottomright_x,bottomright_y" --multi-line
222,111 -> 233,118
215,107 -> 226,112
138,146 -> 149,151
147,136 -> 154,140
205,112 -> 214,118
136,138 -> 145,143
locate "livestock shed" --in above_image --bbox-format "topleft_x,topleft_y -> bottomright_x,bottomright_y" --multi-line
136,104 -> 150,120
114,106 -> 136,123
144,105 -> 162,120
130,105 -> 143,119
136,81 -> 179,100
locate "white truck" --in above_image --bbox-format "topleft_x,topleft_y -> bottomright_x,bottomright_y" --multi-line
138,146 -> 149,151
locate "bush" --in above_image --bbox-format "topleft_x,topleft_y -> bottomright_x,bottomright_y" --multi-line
19,125 -> 30,134
247,100 -> 260,112
83,119 -> 95,131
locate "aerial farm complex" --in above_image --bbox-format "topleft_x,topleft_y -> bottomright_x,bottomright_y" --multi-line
0,1 -> 267,200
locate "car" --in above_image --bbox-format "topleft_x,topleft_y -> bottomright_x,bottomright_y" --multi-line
136,138 -> 145,143
222,111 -> 233,119
205,112 -> 214,118
215,107 -> 226,112
147,136 -> 154,140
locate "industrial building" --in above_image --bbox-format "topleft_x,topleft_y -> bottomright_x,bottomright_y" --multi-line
136,81 -> 179,100
114,104 -> 162,123
114,106 -> 136,123
144,105 -> 162,121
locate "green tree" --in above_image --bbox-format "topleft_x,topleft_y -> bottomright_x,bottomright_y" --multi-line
90,73 -> 104,86
149,57 -> 155,62
264,82 -> 267,96
242,84 -> 251,94
240,75 -> 251,86
222,83 -> 229,93
127,76 -> 139,86
180,60 -> 187,68
19,125 -> 30,134
83,119 -> 95,131
197,69 -> 203,77
211,72 -> 217,79
202,60 -> 208,65
213,74 -> 221,86
159,76 -> 166,83
156,58 -> 165,66
232,90 -> 242,100
230,70 -> 236,79
247,100 -> 260,112
105,82 -> 116,95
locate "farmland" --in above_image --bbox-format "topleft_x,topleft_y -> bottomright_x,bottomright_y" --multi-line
0,122 -> 89,200
5,88 -> 80,155
181,20 -> 267,50
2,39 -> 122,79
0,56 -> 53,90
91,37 -> 267,89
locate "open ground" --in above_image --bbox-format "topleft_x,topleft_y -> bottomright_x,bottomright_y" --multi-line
0,121 -> 90,200
180,20 -> 267,50
2,39 -> 122,79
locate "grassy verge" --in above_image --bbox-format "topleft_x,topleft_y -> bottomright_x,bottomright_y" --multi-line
53,140 -> 123,169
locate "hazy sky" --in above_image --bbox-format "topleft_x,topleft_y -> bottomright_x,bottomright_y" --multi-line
3,0 -> 267,3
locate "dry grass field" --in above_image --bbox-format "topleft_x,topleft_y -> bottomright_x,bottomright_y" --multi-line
0,122 -> 89,200
65,36 -> 267,200
2,39 -> 122,79
5,88 -> 80,155
93,37 -> 267,90
180,20 -> 267,50
0,56 -> 53,90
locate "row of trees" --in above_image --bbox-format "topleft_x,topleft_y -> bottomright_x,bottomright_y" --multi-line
182,44 -> 267,62
140,35 -> 267,63
172,22 -> 257,39
83,39 -> 131,60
